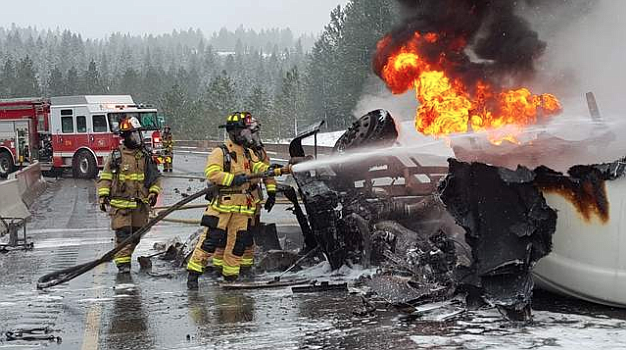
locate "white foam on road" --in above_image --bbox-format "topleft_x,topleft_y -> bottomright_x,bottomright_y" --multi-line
410,310 -> 626,349
263,261 -> 378,283
34,236 -> 112,249
29,227 -> 110,234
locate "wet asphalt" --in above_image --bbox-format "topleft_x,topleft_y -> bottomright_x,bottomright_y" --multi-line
1,152 -> 626,350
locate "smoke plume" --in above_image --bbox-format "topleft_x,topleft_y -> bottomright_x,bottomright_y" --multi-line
374,0 -> 555,89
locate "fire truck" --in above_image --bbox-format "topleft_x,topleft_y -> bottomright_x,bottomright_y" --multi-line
0,95 -> 164,179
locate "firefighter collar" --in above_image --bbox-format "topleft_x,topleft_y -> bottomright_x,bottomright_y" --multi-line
226,140 -> 245,153
120,145 -> 145,160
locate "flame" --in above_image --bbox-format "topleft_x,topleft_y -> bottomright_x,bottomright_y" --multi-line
377,33 -> 562,144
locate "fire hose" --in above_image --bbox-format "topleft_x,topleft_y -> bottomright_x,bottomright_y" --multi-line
152,199 -> 294,211
36,169 -> 288,289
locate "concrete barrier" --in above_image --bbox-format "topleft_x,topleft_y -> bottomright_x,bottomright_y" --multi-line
175,141 -> 333,157
9,163 -> 47,207
0,178 -> 31,236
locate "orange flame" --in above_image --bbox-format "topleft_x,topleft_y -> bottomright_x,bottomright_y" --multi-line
378,33 -> 562,144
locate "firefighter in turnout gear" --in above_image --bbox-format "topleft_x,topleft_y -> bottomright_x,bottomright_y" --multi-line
186,112 -> 271,289
162,125 -> 174,172
97,116 -> 162,274
241,113 -> 276,277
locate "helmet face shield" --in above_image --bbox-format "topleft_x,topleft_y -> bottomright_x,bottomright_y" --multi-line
249,124 -> 262,150
229,127 -> 254,147
240,128 -> 254,148
243,114 -> 263,150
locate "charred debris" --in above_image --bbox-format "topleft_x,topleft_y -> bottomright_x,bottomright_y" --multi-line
283,109 -> 626,321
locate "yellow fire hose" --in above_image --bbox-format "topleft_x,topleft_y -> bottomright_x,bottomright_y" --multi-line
160,174 -> 206,180
37,169 -> 292,289
160,217 -> 201,225
152,199 -> 294,225
153,199 -> 293,211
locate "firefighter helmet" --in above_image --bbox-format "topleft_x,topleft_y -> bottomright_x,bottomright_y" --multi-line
119,116 -> 142,133
219,112 -> 253,131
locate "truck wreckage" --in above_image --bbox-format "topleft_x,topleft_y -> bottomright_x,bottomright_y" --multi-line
264,108 -> 626,321
139,107 -> 625,322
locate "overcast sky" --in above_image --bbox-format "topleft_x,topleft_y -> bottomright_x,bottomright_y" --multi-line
2,0 -> 350,38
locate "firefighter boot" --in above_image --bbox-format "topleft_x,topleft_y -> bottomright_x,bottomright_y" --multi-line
223,274 -> 238,283
187,271 -> 201,290
239,266 -> 255,281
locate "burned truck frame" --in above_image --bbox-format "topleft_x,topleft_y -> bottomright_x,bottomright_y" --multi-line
289,111 -> 453,268
287,110 -> 561,320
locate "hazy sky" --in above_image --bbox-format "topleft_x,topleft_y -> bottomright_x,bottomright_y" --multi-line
2,0 -> 349,38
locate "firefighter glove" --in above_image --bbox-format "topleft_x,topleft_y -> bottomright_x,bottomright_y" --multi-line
99,196 -> 109,212
148,192 -> 158,207
232,174 -> 249,186
272,164 -> 292,176
266,164 -> 281,177
265,192 -> 276,213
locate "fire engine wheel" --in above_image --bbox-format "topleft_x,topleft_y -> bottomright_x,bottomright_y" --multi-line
0,151 -> 15,179
72,150 -> 97,179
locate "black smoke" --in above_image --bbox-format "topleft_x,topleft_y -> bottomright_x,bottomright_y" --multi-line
375,0 -> 560,90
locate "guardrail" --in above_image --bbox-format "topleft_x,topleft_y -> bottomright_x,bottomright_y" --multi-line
174,140 -> 334,157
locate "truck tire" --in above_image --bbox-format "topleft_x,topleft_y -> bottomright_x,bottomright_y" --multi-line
0,151 -> 15,179
333,109 -> 398,153
72,150 -> 97,179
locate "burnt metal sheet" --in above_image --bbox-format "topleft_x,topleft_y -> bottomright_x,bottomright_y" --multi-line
535,159 -> 626,224
439,159 -> 557,320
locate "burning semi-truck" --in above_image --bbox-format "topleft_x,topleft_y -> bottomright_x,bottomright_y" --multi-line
273,0 -> 625,319
0,95 -> 164,178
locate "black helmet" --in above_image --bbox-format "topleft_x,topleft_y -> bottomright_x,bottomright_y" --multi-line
221,112 -> 254,146
219,112 -> 253,131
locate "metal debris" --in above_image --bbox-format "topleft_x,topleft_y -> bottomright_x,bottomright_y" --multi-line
5,327 -> 61,343
292,281 -> 349,293
439,159 -> 557,321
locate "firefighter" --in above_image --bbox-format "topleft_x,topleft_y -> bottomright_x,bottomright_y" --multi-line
97,116 -> 162,274
241,113 -> 276,278
186,112 -> 270,289
162,125 -> 174,172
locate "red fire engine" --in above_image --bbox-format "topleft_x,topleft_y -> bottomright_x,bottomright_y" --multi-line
0,95 -> 164,178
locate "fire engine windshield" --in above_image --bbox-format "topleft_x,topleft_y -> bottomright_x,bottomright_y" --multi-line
108,112 -> 160,132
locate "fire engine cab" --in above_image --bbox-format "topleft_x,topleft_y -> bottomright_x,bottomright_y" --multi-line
0,95 -> 163,178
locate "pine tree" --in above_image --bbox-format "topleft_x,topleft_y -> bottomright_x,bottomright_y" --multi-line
141,65 -> 163,103
302,0 -> 397,131
83,60 -> 104,94
161,84 -> 188,134
275,66 -> 304,139
0,58 -> 16,98
14,56 -> 40,96
118,68 -> 141,95
304,5 -> 346,130
201,71 -> 237,139
65,67 -> 80,95
246,85 -> 273,137
47,66 -> 65,97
